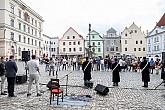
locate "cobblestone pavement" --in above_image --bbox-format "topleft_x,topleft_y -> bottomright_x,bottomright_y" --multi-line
0,62 -> 165,110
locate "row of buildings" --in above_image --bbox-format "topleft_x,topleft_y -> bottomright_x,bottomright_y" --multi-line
0,0 -> 164,60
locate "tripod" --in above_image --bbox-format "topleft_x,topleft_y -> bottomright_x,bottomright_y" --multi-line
154,80 -> 165,90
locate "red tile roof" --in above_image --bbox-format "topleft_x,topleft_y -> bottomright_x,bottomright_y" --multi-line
157,13 -> 165,27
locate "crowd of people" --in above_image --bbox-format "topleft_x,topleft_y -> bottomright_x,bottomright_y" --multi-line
0,55 -> 165,98
42,56 -> 165,88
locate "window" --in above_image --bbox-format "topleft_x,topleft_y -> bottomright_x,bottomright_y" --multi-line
10,4 -> 14,14
106,47 -> 109,51
98,48 -> 101,52
116,47 -> 118,51
154,37 -> 156,43
32,29 -> 34,35
19,23 -> 21,30
39,41 -> 41,47
28,27 -> 30,33
35,30 -> 37,36
92,35 -> 95,39
67,36 -> 69,39
134,48 -> 136,51
98,42 -> 100,45
63,42 -> 65,45
54,48 -> 56,52
73,48 -> 76,51
154,46 -> 156,51
143,48 -> 145,51
63,48 -> 66,52
69,42 -> 71,45
73,36 -> 75,39
19,35 -> 21,42
135,30 -> 137,33
28,38 -> 30,44
139,48 -> 141,51
23,36 -> 26,43
78,41 -> 80,45
51,48 -> 53,52
11,32 -> 14,41
35,40 -> 37,46
157,45 -> 159,51
79,47 -> 82,51
148,47 -> 151,52
31,18 -> 34,25
148,39 -> 150,44
140,40 -> 142,44
73,42 -> 76,45
35,20 -> 37,27
125,33 -> 127,36
69,48 -> 71,52
93,42 -> 95,46
156,30 -> 158,33
31,39 -> 33,45
136,41 -> 138,44
18,10 -> 21,18
110,47 -> 114,51
125,40 -> 127,44
125,48 -> 127,51
23,25 -> 26,32
10,19 -> 14,27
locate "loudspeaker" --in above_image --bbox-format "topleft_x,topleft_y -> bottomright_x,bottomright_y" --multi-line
16,75 -> 27,84
22,51 -> 30,61
94,84 -> 109,95
162,52 -> 165,63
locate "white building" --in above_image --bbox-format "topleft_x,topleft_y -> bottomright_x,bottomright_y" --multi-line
0,0 -> 44,59
146,13 -> 165,59
59,27 -> 85,58
42,34 -> 59,58
121,23 -> 146,58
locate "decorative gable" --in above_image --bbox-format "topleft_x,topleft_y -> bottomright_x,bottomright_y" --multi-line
60,27 -> 83,41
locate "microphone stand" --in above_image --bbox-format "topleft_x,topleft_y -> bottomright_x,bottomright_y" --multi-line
154,81 -> 165,90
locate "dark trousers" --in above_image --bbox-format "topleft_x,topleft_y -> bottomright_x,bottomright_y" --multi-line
144,81 -> 148,87
7,77 -> 16,96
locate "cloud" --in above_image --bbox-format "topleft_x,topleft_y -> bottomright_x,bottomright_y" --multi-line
21,0 -> 164,37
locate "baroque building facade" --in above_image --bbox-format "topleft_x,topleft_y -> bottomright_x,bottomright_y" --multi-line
59,27 -> 85,58
146,13 -> 165,58
0,0 -> 44,59
121,23 -> 146,58
103,27 -> 121,57
42,34 -> 59,58
85,30 -> 104,57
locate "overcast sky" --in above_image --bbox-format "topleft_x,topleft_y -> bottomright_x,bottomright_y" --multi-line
21,0 -> 165,37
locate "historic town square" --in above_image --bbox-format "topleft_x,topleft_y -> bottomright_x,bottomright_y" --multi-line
0,0 -> 165,109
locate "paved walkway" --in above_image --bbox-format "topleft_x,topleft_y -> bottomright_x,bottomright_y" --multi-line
0,62 -> 165,110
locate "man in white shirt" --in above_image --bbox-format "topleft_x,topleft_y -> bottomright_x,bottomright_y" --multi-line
26,55 -> 41,97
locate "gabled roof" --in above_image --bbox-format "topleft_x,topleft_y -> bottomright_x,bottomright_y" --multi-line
60,27 -> 83,40
157,13 -> 165,27
90,30 -> 103,39
107,27 -> 116,33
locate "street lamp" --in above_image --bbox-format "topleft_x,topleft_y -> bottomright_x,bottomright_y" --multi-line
88,23 -> 91,58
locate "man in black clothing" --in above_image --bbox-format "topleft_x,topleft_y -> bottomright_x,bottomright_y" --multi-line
140,57 -> 150,87
82,57 -> 92,87
111,58 -> 120,86
5,55 -> 18,97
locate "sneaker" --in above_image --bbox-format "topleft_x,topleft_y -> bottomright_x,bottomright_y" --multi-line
37,93 -> 42,96
1,93 -> 7,95
27,93 -> 31,97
